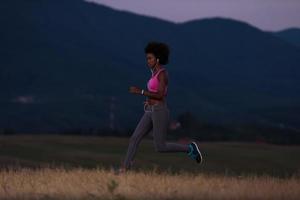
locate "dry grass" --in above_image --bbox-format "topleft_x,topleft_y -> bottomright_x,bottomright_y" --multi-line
0,166 -> 299,200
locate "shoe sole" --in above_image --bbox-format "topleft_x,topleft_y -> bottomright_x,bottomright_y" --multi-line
191,142 -> 203,164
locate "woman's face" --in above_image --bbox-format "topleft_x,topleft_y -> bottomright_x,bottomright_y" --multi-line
146,53 -> 157,68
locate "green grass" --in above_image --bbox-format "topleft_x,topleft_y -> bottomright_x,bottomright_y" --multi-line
0,134 -> 299,178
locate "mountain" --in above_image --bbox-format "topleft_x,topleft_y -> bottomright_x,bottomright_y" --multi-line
0,0 -> 300,133
273,28 -> 300,48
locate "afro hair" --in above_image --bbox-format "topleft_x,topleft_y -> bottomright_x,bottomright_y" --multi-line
144,41 -> 170,65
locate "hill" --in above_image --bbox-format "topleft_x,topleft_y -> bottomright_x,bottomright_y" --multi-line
0,0 -> 299,133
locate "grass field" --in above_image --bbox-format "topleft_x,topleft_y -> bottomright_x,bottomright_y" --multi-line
0,134 -> 299,199
1,167 -> 300,200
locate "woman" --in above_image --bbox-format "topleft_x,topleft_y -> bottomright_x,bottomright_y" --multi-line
117,41 -> 203,174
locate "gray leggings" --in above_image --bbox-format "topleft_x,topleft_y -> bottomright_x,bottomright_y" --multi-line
122,101 -> 189,169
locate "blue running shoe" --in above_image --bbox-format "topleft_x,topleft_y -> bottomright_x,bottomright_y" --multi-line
187,142 -> 203,164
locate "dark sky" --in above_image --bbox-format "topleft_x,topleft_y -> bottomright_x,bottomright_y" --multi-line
86,0 -> 300,31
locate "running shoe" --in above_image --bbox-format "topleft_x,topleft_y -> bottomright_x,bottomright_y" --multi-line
187,141 -> 203,164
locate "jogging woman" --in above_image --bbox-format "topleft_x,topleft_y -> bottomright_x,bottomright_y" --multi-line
117,41 -> 202,174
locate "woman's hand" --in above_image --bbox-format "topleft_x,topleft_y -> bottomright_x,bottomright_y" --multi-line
129,86 -> 142,95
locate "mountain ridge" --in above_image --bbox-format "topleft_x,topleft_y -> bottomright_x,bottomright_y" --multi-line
0,0 -> 299,133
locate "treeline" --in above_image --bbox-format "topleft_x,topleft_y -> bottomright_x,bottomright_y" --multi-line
170,111 -> 300,145
1,111 -> 299,145
0,127 -> 133,137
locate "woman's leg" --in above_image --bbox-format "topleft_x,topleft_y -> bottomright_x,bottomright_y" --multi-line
152,107 -> 189,153
122,111 -> 153,170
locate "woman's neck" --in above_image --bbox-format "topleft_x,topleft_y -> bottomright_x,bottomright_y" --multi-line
151,65 -> 162,75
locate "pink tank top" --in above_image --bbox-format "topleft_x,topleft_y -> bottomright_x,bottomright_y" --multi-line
147,68 -> 168,96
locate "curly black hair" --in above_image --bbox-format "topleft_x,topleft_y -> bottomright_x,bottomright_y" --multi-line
144,41 -> 170,65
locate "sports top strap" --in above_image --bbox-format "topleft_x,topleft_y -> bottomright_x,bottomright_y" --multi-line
153,68 -> 166,77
